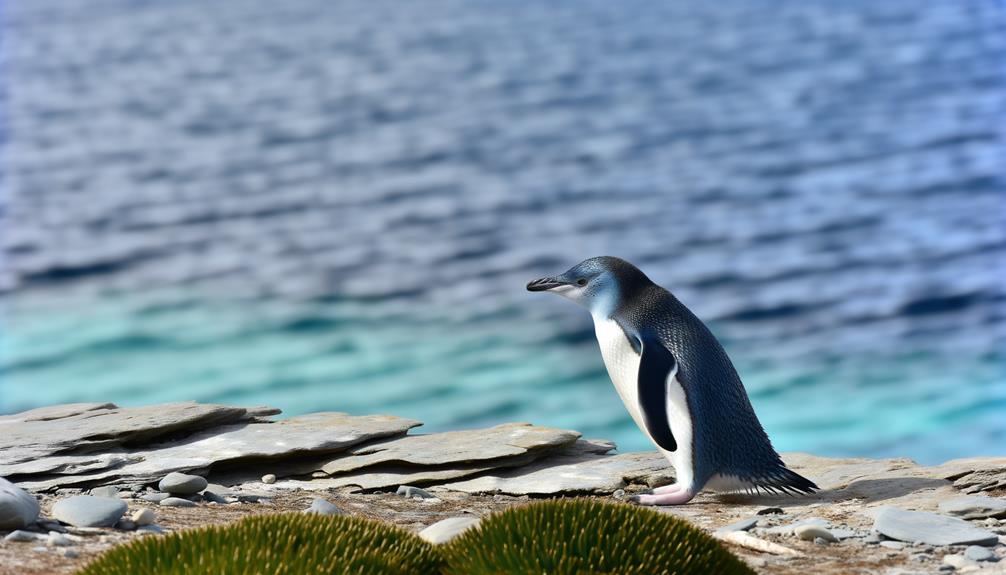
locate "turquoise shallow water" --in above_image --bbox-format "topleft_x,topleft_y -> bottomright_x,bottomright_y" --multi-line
2,0 -> 1005,465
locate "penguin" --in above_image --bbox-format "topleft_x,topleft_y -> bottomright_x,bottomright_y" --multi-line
527,256 -> 817,505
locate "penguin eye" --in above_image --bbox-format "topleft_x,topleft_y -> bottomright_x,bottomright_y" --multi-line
576,278 -> 587,286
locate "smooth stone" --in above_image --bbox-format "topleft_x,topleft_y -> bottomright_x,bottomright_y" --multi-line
202,491 -> 228,504
304,498 -> 343,516
261,474 -> 276,484
396,485 -> 435,499
880,541 -> 906,550
830,528 -> 858,540
813,537 -> 830,546
116,519 -> 136,531
864,532 -> 883,544
0,477 -> 40,529
795,525 -> 838,542
52,496 -> 127,527
964,545 -> 996,562
89,486 -> 120,498
717,517 -> 759,533
158,472 -> 208,495
944,554 -> 980,569
939,496 -> 1006,520
203,484 -> 235,497
62,549 -> 79,559
47,532 -> 73,547
136,525 -> 165,535
5,530 -> 45,542
418,517 -> 481,544
160,497 -> 197,507
140,493 -> 170,503
612,489 -> 625,499
872,507 -> 1000,547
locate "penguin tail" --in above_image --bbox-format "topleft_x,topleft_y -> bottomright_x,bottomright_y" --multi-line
752,466 -> 819,496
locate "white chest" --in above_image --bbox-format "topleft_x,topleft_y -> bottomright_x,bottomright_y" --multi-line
592,317 -> 695,489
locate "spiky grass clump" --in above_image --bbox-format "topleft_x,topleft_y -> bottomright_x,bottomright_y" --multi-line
76,512 -> 443,575
443,499 -> 754,575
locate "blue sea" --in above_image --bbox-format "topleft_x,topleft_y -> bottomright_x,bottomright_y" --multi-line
1,0 -> 1004,465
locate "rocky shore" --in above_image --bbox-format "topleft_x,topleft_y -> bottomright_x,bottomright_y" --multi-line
1,402 -> 1004,574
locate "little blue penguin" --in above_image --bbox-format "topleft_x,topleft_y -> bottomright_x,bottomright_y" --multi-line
527,256 -> 818,505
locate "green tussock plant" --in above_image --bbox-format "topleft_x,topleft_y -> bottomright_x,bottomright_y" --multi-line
75,512 -> 444,575
442,499 -> 755,575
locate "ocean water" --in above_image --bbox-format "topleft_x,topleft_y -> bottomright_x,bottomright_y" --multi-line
1,0 -> 1004,465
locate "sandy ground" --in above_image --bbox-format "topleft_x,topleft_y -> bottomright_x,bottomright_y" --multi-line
4,485 -> 1000,575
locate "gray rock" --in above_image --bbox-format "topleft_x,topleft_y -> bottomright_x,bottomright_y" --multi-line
813,537 -> 830,546
418,517 -> 481,544
938,495 -> 1006,520
830,528 -> 858,540
116,519 -> 136,531
131,508 -> 156,526
51,496 -> 127,527
202,491 -> 228,504
47,532 -> 73,547
158,472 -> 208,495
160,497 -> 197,507
0,477 -> 40,529
864,532 -> 882,544
261,474 -> 277,484
304,498 -> 343,516
136,524 -> 165,535
396,485 -> 435,499
963,545 -> 996,562
89,486 -> 120,498
319,423 -> 582,476
795,525 -> 838,542
140,493 -> 170,503
62,549 -> 79,559
880,541 -> 906,550
716,517 -> 758,533
5,530 -> 45,542
612,489 -> 625,499
872,506 -> 1000,547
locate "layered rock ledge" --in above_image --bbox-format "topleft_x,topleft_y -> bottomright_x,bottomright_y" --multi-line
1,402 -> 1004,574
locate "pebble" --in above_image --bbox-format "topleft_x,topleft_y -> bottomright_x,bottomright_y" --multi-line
0,477 -> 41,530
47,532 -> 73,547
396,485 -> 435,499
813,537 -> 830,546
418,516 -> 481,544
943,554 -> 980,570
304,498 -> 343,516
717,517 -> 759,533
160,497 -> 197,507
202,491 -> 227,504
756,507 -> 784,515
261,474 -> 277,484
963,545 -> 996,562
795,525 -> 838,542
62,549 -> 80,559
89,486 -> 120,498
51,496 -> 128,528
612,489 -> 625,499
131,508 -> 156,526
158,472 -> 208,495
5,530 -> 45,542
881,541 -> 907,550
116,519 -> 136,531
140,493 -> 170,503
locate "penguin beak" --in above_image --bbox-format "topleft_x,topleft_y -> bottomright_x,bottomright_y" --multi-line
526,276 -> 568,292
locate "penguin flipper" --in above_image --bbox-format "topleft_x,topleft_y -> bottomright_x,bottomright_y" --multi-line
636,332 -> 679,452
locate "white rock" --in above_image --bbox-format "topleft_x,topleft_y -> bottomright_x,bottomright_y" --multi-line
47,532 -> 73,547
158,472 -> 207,495
944,554 -> 980,569
418,517 -> 481,544
794,525 -> 838,542
131,508 -> 156,526
261,474 -> 277,484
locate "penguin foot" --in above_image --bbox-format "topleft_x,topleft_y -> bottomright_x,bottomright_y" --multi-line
632,489 -> 695,506
652,483 -> 684,495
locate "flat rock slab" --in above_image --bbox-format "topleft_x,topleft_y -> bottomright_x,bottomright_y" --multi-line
938,495 -> 1006,519
870,506 -> 1000,547
437,450 -> 673,495
319,422 -> 581,475
419,516 -> 481,544
0,402 -> 257,473
17,413 -> 421,491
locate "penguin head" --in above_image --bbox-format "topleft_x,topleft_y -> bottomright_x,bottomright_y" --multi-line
527,256 -> 653,318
